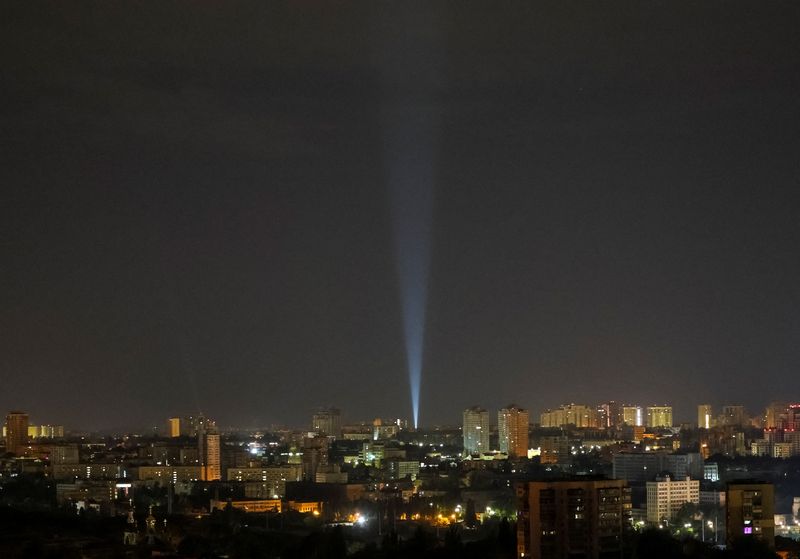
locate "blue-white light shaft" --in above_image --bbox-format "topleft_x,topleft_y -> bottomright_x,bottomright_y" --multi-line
387,105 -> 436,429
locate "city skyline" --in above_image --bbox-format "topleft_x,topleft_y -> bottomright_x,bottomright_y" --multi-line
3,392 -> 795,433
5,398 -> 795,435
4,2 -> 800,557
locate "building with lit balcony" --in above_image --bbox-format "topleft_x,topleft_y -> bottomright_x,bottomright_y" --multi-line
726,481 -> 775,550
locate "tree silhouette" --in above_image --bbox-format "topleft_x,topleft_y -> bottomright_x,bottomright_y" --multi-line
324,525 -> 347,559
464,499 -> 477,528
633,528 -> 682,559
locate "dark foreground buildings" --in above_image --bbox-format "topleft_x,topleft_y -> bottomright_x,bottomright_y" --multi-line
726,480 -> 775,551
517,479 -> 631,559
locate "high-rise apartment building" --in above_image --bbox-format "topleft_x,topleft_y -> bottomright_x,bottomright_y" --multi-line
785,404 -> 800,431
646,406 -> 673,428
698,405 -> 713,429
202,432 -> 221,481
646,475 -> 700,523
167,417 -> 182,438
26,424 -> 64,439
462,406 -> 489,455
784,430 -> 800,457
198,421 -> 221,482
720,405 -> 746,428
164,414 -> 215,437
498,404 -> 529,458
621,406 -> 643,427
539,435 -> 570,465
540,404 -> 598,428
173,414 -> 216,437
302,436 -> 329,480
312,407 -> 342,439
516,479 -> 631,559
726,481 -> 775,550
227,464 -> 303,498
5,411 -> 29,456
764,402 -> 787,429
372,418 -> 400,440
598,401 -> 621,428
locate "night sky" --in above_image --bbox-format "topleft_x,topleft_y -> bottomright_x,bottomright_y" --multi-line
3,1 -> 800,431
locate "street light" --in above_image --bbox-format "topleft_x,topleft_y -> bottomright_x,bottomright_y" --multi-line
706,520 -> 714,543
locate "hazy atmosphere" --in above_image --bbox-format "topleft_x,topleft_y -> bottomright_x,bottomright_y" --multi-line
3,1 -> 800,430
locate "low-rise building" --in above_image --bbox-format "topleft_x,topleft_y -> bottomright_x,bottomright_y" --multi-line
51,463 -> 127,480
646,475 -> 699,523
136,465 -> 202,482
226,464 -> 302,497
386,459 -> 420,480
56,480 -> 117,511
210,498 -> 282,513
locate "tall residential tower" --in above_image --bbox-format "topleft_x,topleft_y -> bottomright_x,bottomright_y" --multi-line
498,404 -> 529,458
698,404 -> 713,429
5,411 -> 29,456
312,407 -> 342,439
463,406 -> 489,455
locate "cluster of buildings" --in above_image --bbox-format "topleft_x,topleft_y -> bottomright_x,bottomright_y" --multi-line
456,401 -> 800,557
3,401 -> 800,558
539,403 -> 672,430
753,403 -> 800,458
462,405 -> 529,457
2,411 -> 64,455
515,479 -> 778,558
0,408 -> 421,520
456,400 -> 800,467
